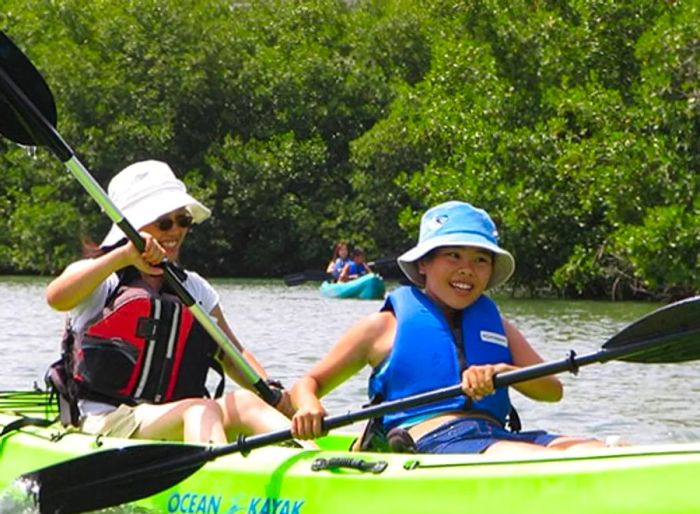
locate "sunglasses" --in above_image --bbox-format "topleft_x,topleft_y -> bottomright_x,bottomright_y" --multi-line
153,213 -> 194,231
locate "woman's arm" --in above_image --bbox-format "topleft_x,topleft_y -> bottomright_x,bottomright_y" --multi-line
45,234 -> 165,311
210,304 -> 268,382
338,263 -> 351,282
210,304 -> 296,418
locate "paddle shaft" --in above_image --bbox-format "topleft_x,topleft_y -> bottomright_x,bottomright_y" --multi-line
369,256 -> 397,269
284,270 -> 332,285
27,347 -> 597,491
0,56 -> 279,405
27,343 -> 616,498
212,324 -> 700,457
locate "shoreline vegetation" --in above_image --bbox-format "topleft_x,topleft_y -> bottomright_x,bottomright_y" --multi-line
0,0 -> 697,301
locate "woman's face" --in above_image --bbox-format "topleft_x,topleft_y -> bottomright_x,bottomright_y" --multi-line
418,246 -> 493,313
338,244 -> 349,258
142,207 -> 193,261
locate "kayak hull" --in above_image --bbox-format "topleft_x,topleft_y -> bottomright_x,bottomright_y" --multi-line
2,406 -> 700,514
320,273 -> 385,300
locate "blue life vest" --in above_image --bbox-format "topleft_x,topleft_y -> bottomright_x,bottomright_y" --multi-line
368,286 -> 513,430
345,261 -> 368,278
331,258 -> 351,279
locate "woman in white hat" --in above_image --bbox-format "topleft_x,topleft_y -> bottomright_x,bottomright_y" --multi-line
291,201 -> 606,454
45,160 -> 299,444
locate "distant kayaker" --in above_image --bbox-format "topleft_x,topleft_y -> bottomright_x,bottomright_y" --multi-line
325,240 -> 351,281
45,160 -> 301,445
291,201 -> 608,454
338,246 -> 372,283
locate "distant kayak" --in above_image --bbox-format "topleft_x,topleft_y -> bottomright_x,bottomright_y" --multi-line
320,273 -> 386,300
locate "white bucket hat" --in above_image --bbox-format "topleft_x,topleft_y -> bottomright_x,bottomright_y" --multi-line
100,160 -> 211,247
397,201 -> 515,289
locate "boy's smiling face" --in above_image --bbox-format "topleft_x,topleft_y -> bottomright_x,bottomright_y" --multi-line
418,246 -> 494,312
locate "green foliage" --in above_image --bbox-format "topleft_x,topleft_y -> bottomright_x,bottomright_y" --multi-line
0,0 -> 697,299
0,146 -> 88,274
347,0 -> 698,300
201,132 -> 329,275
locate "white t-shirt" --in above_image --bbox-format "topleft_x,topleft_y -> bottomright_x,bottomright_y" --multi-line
65,262 -> 220,416
68,262 -> 219,333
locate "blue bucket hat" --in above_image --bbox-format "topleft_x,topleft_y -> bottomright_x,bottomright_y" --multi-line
397,201 -> 515,289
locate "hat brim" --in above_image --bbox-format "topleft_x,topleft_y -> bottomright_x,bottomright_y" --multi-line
397,233 -> 515,289
100,191 -> 211,248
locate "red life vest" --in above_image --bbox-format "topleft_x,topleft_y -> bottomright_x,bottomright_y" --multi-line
68,276 -> 222,406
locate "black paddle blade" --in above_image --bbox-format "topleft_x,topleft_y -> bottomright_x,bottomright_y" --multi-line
602,295 -> 700,363
370,256 -> 398,269
0,31 -> 57,145
283,270 -> 332,286
19,443 -> 209,514
283,272 -> 309,286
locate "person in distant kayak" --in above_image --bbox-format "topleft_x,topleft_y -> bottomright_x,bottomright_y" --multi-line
326,240 -> 351,281
45,160 -> 302,445
338,246 -> 373,283
291,201 -> 607,454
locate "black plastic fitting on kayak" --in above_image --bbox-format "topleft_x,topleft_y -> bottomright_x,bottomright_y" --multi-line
566,349 -> 580,375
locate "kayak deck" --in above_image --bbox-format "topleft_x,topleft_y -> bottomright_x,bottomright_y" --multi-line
2,403 -> 700,514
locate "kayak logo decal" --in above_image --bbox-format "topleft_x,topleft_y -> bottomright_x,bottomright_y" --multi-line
224,494 -> 244,514
248,497 -> 305,514
167,492 -> 222,513
166,491 -> 305,514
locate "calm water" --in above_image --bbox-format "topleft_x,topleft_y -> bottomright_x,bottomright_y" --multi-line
2,276 -> 700,446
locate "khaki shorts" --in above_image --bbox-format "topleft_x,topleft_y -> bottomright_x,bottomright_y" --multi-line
81,404 -> 141,439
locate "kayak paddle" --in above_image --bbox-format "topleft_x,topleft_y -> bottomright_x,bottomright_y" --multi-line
283,269 -> 334,286
17,294 -> 700,514
283,256 -> 398,286
0,30 -> 280,406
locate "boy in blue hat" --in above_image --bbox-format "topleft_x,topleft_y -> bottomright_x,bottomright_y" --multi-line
291,201 -> 605,454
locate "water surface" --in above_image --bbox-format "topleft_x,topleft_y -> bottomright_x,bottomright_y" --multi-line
2,276 -> 699,445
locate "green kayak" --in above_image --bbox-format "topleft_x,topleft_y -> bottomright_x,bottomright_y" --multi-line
2,391 -> 700,514
319,273 -> 386,300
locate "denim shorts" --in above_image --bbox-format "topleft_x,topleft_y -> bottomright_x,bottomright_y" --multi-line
414,417 -> 560,454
